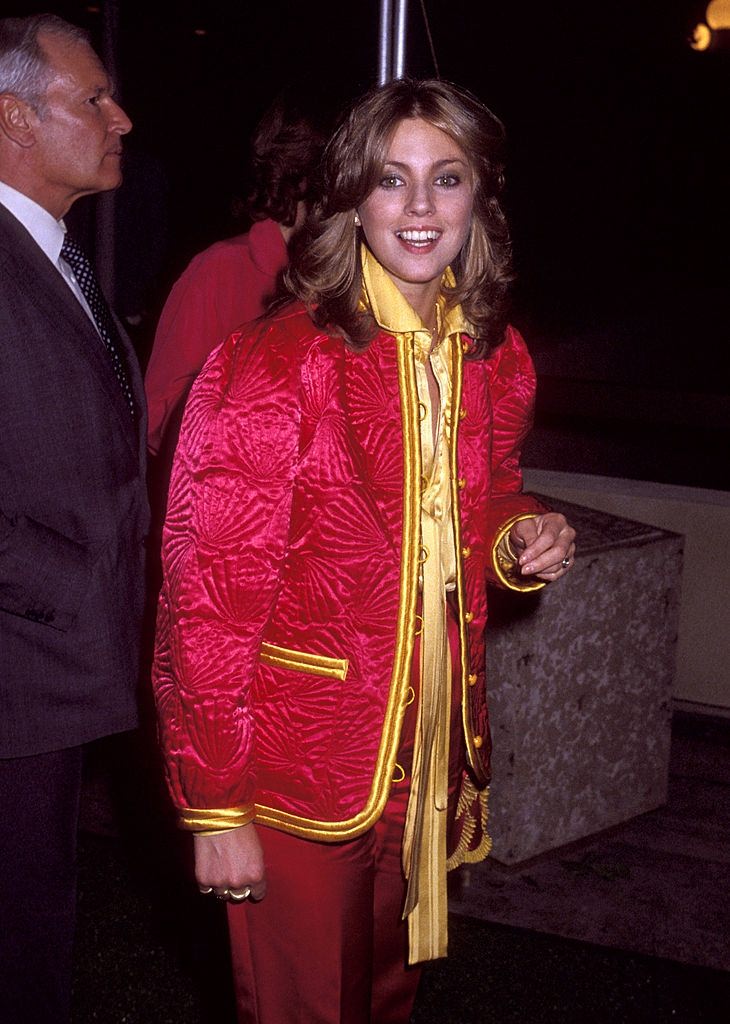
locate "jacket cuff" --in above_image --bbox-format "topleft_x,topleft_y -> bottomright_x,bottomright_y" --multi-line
178,804 -> 256,834
491,514 -> 546,592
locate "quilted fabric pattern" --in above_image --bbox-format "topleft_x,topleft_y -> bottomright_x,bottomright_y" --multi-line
153,305 -> 543,838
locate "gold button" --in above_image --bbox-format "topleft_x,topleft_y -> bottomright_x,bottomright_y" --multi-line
414,613 -> 423,637
405,686 -> 416,707
465,610 -> 474,623
418,402 -> 427,421
392,763 -> 406,783
462,546 -> 471,559
418,545 -> 429,564
468,673 -> 478,687
473,734 -> 483,749
459,406 -> 467,420
420,475 -> 428,492
457,477 -> 466,490
462,340 -> 469,353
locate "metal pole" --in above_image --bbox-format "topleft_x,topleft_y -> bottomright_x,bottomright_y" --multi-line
393,0 -> 408,80
378,0 -> 408,84
378,0 -> 393,85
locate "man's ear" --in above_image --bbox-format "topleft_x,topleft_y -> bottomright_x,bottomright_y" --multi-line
0,94 -> 38,148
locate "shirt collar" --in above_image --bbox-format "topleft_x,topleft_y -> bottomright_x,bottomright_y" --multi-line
0,180 -> 66,266
360,244 -> 472,348
248,217 -> 289,276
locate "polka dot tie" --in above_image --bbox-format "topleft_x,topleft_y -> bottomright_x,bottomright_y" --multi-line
60,235 -> 135,417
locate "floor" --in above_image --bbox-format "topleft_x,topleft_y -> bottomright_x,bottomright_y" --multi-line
71,712 -> 730,1023
447,712 -> 730,972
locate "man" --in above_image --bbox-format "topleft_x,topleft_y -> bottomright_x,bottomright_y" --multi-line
0,15 -> 148,1022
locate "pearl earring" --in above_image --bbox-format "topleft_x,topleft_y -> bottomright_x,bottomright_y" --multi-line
354,213 -> 361,227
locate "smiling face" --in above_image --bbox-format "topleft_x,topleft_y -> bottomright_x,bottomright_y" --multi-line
28,32 -> 131,217
356,117 -> 475,324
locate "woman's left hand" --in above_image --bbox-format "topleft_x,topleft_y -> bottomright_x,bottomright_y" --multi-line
509,513 -> 576,581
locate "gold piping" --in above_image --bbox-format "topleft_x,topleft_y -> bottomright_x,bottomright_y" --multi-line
448,339 -> 488,787
259,640 -> 349,681
179,804 -> 256,832
492,514 -> 547,593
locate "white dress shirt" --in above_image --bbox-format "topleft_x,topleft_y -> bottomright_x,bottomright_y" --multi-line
0,180 -> 100,332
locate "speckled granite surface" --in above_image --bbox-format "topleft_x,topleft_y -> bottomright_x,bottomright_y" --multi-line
485,496 -> 684,863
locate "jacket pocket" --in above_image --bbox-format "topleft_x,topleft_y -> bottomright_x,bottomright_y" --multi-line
259,641 -> 349,681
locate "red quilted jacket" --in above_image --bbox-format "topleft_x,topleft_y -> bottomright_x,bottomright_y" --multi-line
152,302 -> 543,845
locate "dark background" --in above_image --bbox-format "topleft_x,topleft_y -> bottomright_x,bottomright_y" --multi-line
6,0 -> 729,488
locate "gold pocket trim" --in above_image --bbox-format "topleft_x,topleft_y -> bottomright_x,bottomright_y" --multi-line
259,641 -> 349,681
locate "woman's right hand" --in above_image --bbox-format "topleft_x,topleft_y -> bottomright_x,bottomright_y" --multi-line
194,822 -> 267,902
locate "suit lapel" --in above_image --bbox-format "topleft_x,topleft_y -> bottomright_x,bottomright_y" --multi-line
111,305 -> 148,462
0,203 -> 139,451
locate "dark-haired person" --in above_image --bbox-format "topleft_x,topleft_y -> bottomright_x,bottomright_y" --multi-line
0,14 -> 147,1023
152,78 -> 576,1024
144,94 -> 327,457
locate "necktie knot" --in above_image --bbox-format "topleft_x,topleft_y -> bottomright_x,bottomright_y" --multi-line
61,234 -> 135,417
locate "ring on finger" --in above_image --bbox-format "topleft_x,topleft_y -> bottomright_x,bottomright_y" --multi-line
561,555 -> 571,568
198,886 -> 214,896
215,889 -> 231,900
228,886 -> 252,903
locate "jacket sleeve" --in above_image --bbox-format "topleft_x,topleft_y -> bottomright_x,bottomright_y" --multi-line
483,325 -> 549,588
152,319 -> 301,820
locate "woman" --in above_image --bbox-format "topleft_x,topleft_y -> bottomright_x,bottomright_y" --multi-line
153,78 -> 576,1024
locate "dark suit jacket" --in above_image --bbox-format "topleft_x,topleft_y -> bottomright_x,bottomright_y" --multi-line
0,201 -> 149,757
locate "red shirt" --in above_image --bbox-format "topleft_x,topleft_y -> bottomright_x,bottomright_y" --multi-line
145,218 -> 288,454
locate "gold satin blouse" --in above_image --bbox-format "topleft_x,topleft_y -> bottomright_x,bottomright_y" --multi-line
361,247 -> 471,962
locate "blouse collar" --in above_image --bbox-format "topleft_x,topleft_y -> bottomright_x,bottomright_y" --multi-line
360,244 -> 472,356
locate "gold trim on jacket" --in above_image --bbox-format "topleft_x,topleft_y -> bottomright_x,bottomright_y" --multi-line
259,641 -> 349,681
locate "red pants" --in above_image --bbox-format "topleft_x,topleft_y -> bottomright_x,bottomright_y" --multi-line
228,607 -> 463,1024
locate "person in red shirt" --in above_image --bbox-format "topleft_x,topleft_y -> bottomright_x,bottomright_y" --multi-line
144,95 -> 327,458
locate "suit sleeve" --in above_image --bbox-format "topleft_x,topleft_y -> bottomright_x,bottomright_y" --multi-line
483,325 -> 549,588
0,511 -> 93,631
152,320 -> 301,820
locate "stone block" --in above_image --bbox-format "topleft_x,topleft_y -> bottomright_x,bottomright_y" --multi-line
485,496 -> 683,863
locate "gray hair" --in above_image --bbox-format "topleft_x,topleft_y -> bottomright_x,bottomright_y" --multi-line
0,14 -> 89,112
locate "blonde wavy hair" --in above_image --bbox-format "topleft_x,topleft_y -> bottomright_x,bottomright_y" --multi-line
285,77 -> 513,359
